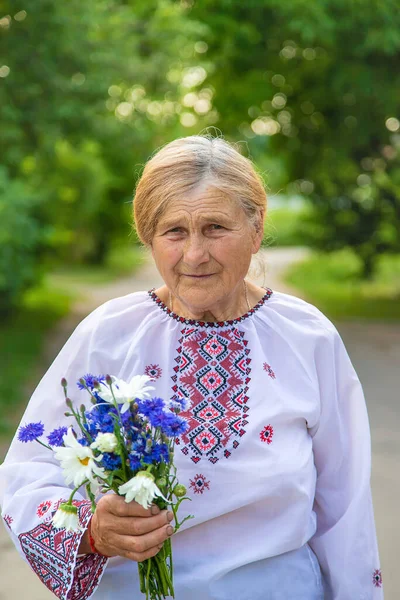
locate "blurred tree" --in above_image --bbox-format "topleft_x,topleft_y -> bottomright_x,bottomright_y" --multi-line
186,0 -> 400,277
0,167 -> 42,315
0,0 -> 207,271
1,0 -> 399,313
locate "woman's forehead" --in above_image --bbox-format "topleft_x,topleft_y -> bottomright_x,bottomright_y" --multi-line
158,189 -> 241,223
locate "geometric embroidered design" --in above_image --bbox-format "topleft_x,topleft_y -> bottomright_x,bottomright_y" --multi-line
37,500 -> 52,519
260,424 -> 274,444
148,287 -> 273,329
18,500 -> 107,599
172,326 -> 251,464
144,363 -> 163,380
372,568 -> 383,588
3,514 -> 13,530
189,473 -> 210,494
263,363 -> 276,379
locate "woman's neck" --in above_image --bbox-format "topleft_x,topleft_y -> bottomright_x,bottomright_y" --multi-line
156,281 -> 266,322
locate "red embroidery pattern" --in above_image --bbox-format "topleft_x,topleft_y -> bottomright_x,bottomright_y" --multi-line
372,568 -> 382,588
144,363 -> 163,380
148,287 -> 273,328
37,500 -> 52,519
260,424 -> 274,444
263,363 -> 276,379
3,514 -> 13,529
18,500 -> 107,599
172,326 -> 251,464
189,473 -> 210,494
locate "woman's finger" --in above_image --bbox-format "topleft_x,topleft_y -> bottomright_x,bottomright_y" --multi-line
99,494 -> 159,518
111,510 -> 174,536
125,540 -> 170,563
116,523 -> 174,557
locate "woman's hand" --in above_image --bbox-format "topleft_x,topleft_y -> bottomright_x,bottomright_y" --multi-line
80,494 -> 174,562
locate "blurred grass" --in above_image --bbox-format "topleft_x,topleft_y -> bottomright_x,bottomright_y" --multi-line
284,249 -> 400,321
46,244 -> 146,288
0,287 -> 73,441
0,244 -> 145,446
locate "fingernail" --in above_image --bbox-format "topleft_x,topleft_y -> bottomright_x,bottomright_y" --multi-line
167,511 -> 174,522
151,505 -> 160,515
167,525 -> 174,536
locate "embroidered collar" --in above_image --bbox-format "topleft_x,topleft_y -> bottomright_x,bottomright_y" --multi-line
147,287 -> 273,328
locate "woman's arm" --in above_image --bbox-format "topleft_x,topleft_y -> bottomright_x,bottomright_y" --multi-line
308,324 -> 383,599
0,307 -> 109,600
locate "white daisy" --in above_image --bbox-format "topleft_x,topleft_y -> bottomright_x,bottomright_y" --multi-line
91,432 -> 118,453
52,503 -> 81,532
119,472 -> 168,509
53,427 -> 106,489
100,375 -> 155,414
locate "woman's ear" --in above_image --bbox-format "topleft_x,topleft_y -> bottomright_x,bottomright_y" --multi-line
252,209 -> 265,253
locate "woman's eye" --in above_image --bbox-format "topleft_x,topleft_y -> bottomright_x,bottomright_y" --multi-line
210,224 -> 223,230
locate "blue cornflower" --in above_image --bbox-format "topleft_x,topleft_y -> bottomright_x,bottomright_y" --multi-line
137,397 -> 165,418
170,395 -> 191,412
161,415 -> 188,438
77,374 -> 106,390
142,441 -> 170,465
159,443 -> 170,463
83,421 -> 97,438
47,426 -> 68,447
18,422 -> 45,443
128,453 -> 142,471
102,452 -> 122,471
121,410 -> 135,427
131,437 -> 146,453
147,409 -> 172,429
86,407 -> 116,434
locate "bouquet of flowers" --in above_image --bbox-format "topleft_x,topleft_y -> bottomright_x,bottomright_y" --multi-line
17,373 -> 193,600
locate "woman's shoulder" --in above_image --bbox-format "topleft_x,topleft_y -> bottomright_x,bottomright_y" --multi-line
72,289 -> 157,336
264,289 -> 337,336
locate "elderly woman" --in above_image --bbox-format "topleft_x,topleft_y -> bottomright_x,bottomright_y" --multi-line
0,135 -> 383,599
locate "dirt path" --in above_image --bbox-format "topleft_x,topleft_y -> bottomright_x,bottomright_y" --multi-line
1,247 -> 398,598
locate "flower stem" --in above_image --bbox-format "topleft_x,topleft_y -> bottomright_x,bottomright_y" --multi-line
35,438 -> 52,451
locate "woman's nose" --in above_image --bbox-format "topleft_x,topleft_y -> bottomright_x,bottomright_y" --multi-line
183,235 -> 210,266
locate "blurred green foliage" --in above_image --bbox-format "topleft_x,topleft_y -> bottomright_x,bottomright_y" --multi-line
284,249 -> 400,320
0,167 -> 43,314
0,285 -> 73,438
187,0 -> 400,278
1,0 -> 400,315
263,204 -> 316,247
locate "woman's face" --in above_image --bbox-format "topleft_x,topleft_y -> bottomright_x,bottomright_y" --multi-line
151,184 -> 264,313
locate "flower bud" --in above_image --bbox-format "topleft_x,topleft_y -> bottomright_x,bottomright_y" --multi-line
61,378 -> 67,388
64,412 -> 73,417
78,378 -> 85,388
65,398 -> 73,409
106,375 -> 112,385
173,484 -> 187,498
156,477 -> 167,488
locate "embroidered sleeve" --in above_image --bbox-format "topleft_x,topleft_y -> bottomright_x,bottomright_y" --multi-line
308,326 -> 383,599
2,499 -> 107,600
0,305 -> 113,599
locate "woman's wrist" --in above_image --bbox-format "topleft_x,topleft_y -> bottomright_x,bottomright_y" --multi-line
87,515 -> 110,558
77,528 -> 93,555
77,516 -> 110,557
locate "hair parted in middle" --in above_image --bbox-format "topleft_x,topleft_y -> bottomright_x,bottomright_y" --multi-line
132,133 -> 268,248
